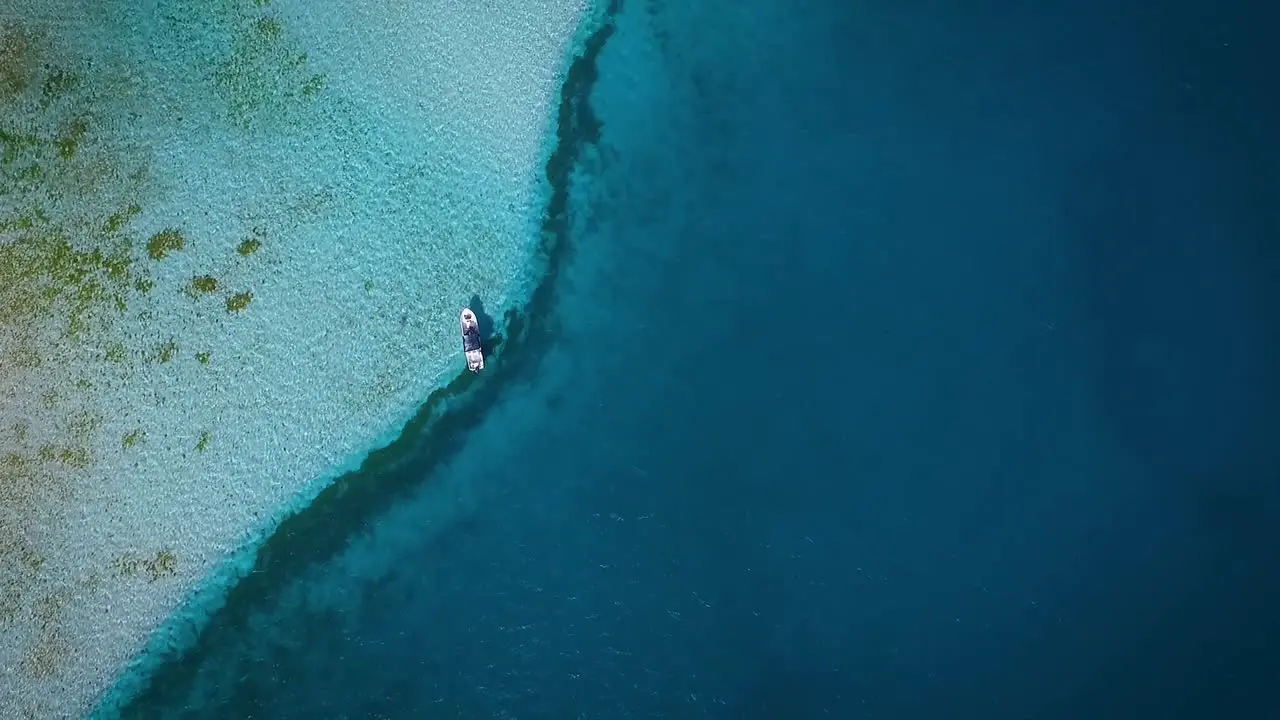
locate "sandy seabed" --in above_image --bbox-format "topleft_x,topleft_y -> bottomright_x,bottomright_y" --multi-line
0,1 -> 589,716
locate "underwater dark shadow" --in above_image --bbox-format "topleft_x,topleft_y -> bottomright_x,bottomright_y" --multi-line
104,2 -> 622,714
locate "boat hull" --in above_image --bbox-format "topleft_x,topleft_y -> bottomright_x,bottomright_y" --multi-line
460,308 -> 484,372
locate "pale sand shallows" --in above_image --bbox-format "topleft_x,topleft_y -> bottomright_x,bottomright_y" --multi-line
0,0 -> 589,716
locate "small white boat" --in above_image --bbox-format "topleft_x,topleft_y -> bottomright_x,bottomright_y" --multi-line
460,308 -> 484,372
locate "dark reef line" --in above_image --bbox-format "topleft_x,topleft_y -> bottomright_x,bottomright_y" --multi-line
99,1 -> 622,714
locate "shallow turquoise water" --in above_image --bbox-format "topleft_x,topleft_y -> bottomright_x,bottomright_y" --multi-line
106,0 -> 1278,717
2,0 -> 588,715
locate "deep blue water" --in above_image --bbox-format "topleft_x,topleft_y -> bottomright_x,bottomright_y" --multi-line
112,0 -> 1278,717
